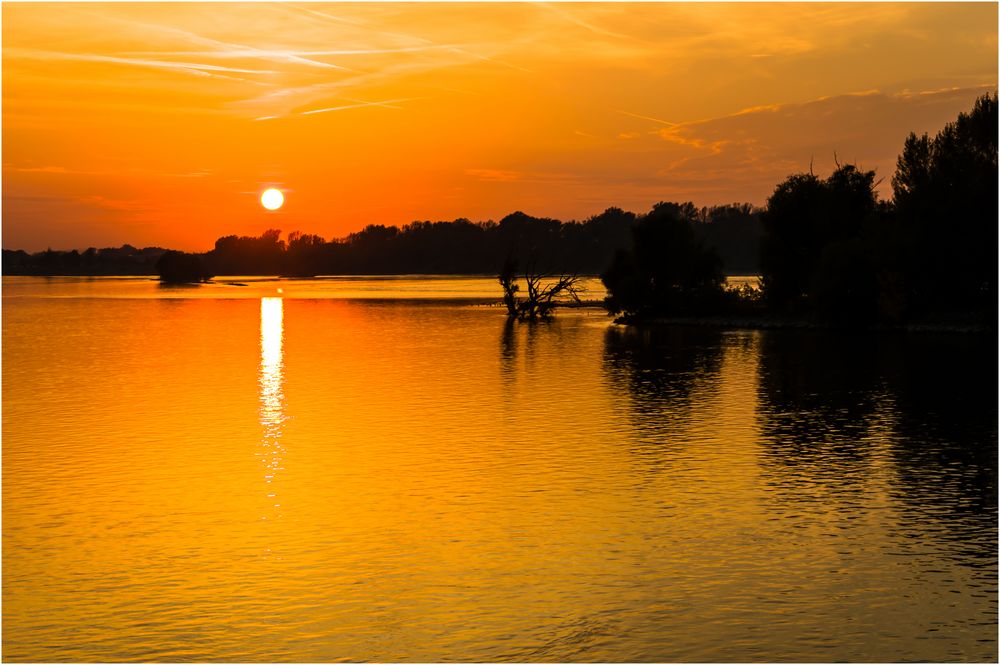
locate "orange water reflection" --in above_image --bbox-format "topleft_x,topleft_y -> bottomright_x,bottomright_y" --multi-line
1,286 -> 995,662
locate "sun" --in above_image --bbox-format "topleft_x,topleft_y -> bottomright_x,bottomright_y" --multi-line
260,188 -> 284,211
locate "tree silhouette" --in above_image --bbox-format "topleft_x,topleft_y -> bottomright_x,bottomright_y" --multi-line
207,228 -> 285,275
601,202 -> 725,319
284,231 -> 326,276
760,164 -> 882,322
498,256 -> 582,320
892,92 -> 997,322
693,203 -> 764,275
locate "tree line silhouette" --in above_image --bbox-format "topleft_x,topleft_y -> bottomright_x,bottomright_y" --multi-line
3,93 -> 994,326
2,204 -> 761,280
602,93 -> 996,326
2,244 -> 167,276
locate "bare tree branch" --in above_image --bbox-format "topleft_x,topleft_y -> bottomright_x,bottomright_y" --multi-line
498,258 -> 583,321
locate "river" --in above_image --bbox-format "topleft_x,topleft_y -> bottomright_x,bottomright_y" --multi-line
2,276 -> 996,661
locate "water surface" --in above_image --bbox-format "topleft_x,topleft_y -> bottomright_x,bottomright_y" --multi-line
3,276 -> 996,662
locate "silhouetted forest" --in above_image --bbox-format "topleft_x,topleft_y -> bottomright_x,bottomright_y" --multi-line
2,244 -> 168,276
1,204 -> 761,279
3,93 -> 994,326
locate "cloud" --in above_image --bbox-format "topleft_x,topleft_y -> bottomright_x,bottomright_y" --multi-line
3,164 -> 214,179
7,47 -> 281,79
617,110 -> 678,127
104,7 -> 524,118
232,59 -> 454,117
283,3 -> 434,47
538,2 -> 635,41
465,169 -> 523,182
4,165 -> 73,174
647,86 -> 997,200
297,97 -> 418,117
5,8 -> 475,119
129,44 -> 462,59
75,194 -> 152,213
99,16 -> 354,72
465,168 -> 581,184
3,195 -> 70,203
481,85 -> 998,212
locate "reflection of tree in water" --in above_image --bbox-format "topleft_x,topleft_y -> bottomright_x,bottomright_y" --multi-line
756,330 -> 882,482
499,318 -> 517,386
498,316 -> 572,375
880,334 -> 997,561
756,329 -> 997,563
497,315 -> 580,400
603,325 -> 725,444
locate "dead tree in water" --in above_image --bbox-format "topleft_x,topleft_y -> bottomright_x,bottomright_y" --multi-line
498,257 -> 583,320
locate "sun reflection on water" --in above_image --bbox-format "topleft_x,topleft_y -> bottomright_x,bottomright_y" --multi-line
258,297 -> 286,516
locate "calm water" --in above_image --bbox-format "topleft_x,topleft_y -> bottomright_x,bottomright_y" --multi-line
3,276 -> 996,662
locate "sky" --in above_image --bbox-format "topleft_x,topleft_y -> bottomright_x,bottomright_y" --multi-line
3,2 -> 997,252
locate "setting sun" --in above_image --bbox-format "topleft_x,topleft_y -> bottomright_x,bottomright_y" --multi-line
260,188 -> 284,211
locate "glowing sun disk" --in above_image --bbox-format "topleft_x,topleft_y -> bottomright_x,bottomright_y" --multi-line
261,188 -> 284,210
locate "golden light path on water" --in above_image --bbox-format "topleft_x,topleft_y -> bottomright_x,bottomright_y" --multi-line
258,297 -> 285,517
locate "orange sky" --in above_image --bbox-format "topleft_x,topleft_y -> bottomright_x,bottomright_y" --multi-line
3,2 -> 997,252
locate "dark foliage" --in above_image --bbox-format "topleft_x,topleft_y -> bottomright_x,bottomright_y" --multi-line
891,92 -> 997,322
601,202 -> 726,318
283,231 -> 327,277
692,203 -> 764,275
2,245 -> 166,276
208,228 -> 285,276
156,250 -> 213,283
758,92 -> 997,326
760,164 -> 882,322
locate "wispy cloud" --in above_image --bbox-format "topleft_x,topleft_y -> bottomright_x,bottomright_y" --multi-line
4,164 -> 214,179
233,58 -> 458,117
8,47 -> 280,79
617,110 -> 678,127
538,2 -> 634,41
98,15 -> 355,72
647,86 -> 997,199
75,194 -> 152,213
466,168 -> 581,184
287,3 -> 434,46
128,44 -> 460,60
299,96 -> 419,117
465,168 -> 523,182
4,165 -> 74,175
